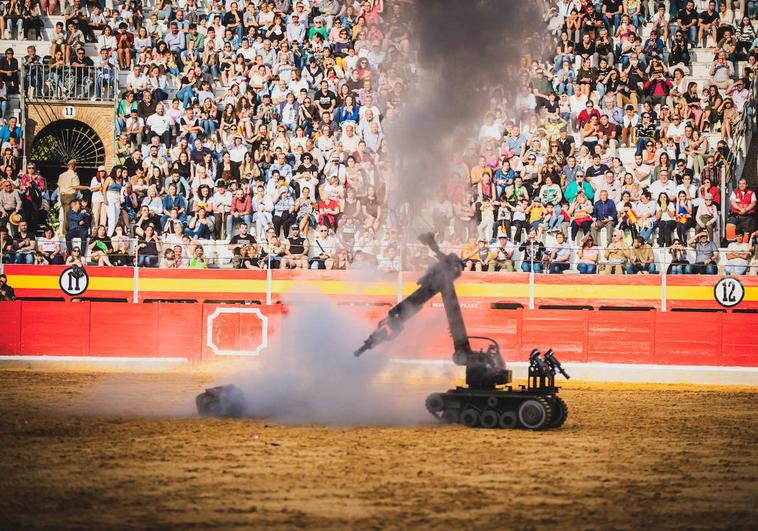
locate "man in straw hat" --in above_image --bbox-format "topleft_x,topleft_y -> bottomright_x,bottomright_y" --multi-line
0,178 -> 22,236
57,159 -> 88,235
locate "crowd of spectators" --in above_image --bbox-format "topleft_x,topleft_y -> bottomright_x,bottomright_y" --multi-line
0,0 -> 756,275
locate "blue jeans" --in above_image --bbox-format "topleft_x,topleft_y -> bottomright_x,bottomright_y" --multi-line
96,73 -> 114,99
549,262 -> 570,274
137,255 -> 158,267
203,64 -> 219,78
639,222 -> 657,242
176,86 -> 195,108
626,263 -> 658,274
577,263 -> 597,274
203,119 -> 217,137
521,261 -> 542,273
686,262 -> 717,275
685,25 -> 697,45
554,82 -> 575,96
548,211 -> 564,230
668,264 -> 687,275
724,264 -> 747,275
596,82 -> 606,100
635,137 -> 652,155
191,222 -> 212,239
603,14 -> 622,34
13,251 -> 34,264
6,18 -> 21,36
226,214 -> 252,238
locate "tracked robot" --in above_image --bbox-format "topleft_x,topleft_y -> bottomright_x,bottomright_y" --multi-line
354,233 -> 569,430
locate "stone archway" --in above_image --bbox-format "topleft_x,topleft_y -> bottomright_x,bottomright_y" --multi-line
25,101 -> 116,183
28,119 -> 106,182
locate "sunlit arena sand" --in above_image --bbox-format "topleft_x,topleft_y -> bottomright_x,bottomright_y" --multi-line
0,369 -> 756,529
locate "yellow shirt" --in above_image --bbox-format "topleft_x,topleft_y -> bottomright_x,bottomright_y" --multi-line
529,204 -> 546,224
58,169 -> 80,195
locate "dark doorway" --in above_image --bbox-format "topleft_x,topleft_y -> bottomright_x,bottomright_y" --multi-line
28,119 -> 106,185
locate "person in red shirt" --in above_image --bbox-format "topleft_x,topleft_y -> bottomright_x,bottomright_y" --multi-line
227,188 -> 252,237
18,161 -> 45,233
728,178 -> 757,236
318,196 -> 341,231
115,22 -> 134,69
576,100 -> 600,129
597,114 -> 618,152
643,71 -> 673,107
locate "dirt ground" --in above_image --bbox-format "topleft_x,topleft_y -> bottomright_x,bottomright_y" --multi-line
0,369 -> 757,530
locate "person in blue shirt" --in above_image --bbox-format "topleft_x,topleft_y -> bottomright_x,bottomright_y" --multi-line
493,158 -> 515,198
642,30 -> 666,63
164,22 -> 186,53
591,190 -> 618,245
161,182 -> 188,226
0,116 -> 22,146
65,199 -> 89,254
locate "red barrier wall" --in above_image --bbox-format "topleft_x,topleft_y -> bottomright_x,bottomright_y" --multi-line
0,301 -> 756,367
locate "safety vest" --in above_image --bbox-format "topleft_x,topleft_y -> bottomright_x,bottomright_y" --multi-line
732,189 -> 756,215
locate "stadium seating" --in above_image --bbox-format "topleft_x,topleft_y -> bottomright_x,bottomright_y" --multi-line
0,0 -> 755,276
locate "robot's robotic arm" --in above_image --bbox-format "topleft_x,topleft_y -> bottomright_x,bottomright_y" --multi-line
354,234 -> 469,358
355,234 -> 510,389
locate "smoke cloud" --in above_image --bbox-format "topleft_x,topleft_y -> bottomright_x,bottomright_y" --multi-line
227,296 -> 435,426
384,0 -> 541,218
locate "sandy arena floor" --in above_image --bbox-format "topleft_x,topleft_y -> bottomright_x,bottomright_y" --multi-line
0,369 -> 757,530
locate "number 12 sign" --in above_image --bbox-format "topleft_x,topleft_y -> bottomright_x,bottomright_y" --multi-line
714,277 -> 745,308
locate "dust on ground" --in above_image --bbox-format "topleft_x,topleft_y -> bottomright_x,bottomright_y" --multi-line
0,369 -> 756,530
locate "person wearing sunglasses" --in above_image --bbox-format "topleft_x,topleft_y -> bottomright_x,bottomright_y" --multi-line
309,225 -> 338,270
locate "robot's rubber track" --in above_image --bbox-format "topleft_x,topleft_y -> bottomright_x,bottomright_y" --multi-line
426,390 -> 566,430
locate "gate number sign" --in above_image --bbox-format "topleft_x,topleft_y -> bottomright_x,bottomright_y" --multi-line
59,266 -> 89,296
714,277 -> 744,308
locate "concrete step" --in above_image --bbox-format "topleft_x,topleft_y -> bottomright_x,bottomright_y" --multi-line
691,49 -> 714,64
690,63 -> 712,77
618,146 -> 635,166
0,38 -> 98,58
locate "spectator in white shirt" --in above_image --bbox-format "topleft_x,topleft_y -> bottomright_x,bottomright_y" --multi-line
125,65 -> 148,93
649,170 -> 677,201
145,102 -> 171,145
725,232 -> 752,275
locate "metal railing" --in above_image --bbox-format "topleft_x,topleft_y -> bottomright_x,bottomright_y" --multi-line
2,237 -> 755,275
23,64 -> 119,102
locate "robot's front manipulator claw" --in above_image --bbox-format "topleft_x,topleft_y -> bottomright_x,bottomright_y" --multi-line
354,318 -> 403,357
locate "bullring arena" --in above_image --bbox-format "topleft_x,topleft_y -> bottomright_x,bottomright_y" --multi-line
1,267 -> 758,528
1,0 -> 758,528
1,370 -> 757,528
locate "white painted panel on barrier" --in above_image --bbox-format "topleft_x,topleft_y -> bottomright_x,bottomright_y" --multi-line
206,307 -> 268,356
